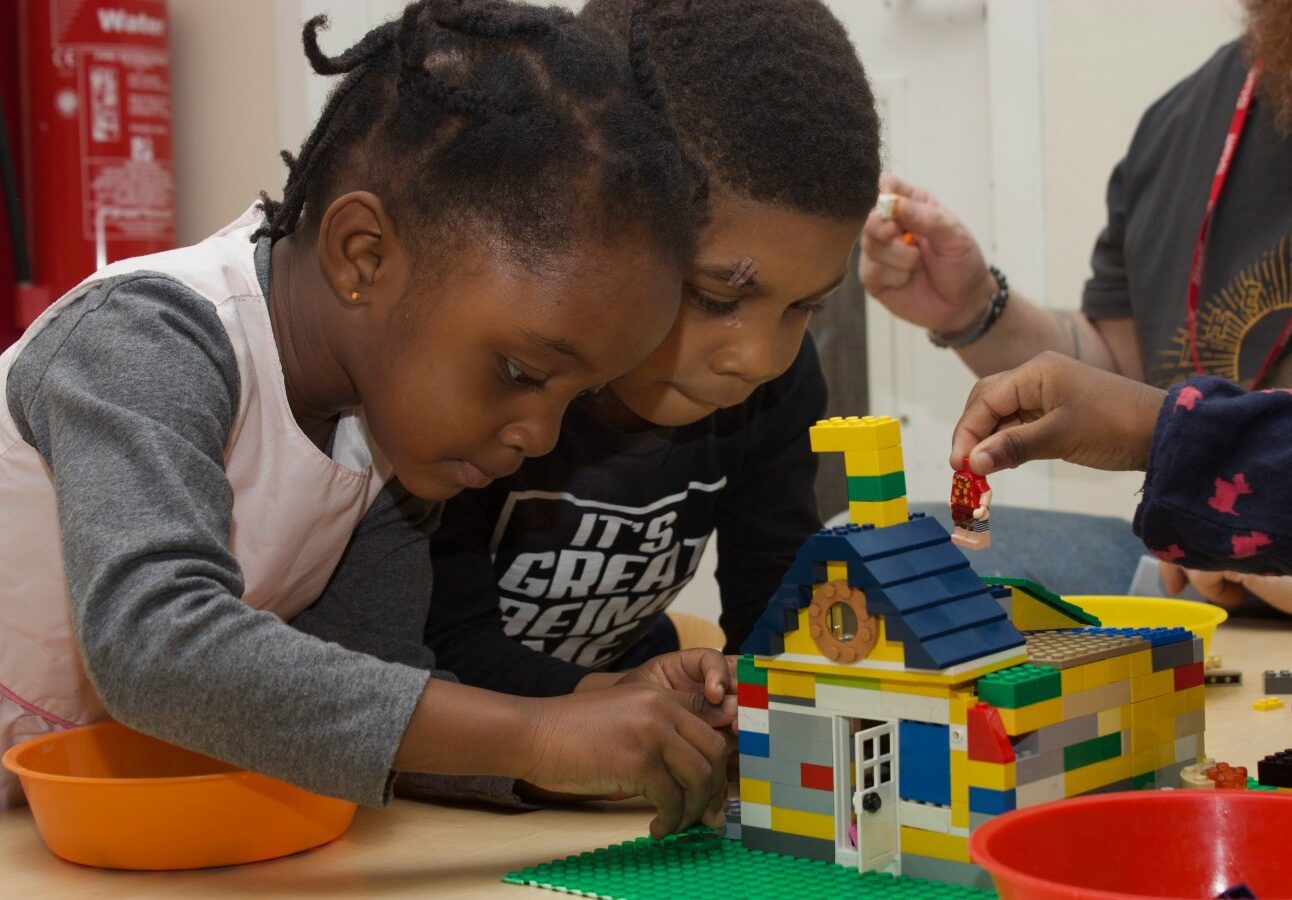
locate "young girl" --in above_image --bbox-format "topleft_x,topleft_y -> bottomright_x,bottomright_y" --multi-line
952,351 -> 1292,612
416,0 -> 879,695
0,0 -> 733,838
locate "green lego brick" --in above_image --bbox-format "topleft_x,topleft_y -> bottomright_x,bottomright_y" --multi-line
503,827 -> 997,898
981,577 -> 1101,627
846,471 -> 907,503
1247,776 -> 1278,792
1063,732 -> 1122,772
738,655 -> 768,686
1132,772 -> 1155,790
816,673 -> 882,690
976,664 -> 1061,709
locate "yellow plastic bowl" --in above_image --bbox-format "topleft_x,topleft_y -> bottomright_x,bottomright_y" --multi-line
2,722 -> 356,870
1065,595 -> 1228,655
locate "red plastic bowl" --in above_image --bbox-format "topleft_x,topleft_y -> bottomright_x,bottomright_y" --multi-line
969,791 -> 1292,899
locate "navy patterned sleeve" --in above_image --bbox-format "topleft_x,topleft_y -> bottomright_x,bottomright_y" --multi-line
1134,375 -> 1292,574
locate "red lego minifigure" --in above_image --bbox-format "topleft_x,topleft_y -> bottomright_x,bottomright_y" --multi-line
949,456 -> 992,550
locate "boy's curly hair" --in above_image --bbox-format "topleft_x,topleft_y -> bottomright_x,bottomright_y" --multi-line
582,0 -> 881,219
256,0 -> 705,269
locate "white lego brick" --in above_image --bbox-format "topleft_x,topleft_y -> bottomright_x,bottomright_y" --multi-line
899,800 -> 951,834
741,706 -> 769,734
742,801 -> 771,830
814,683 -> 950,724
949,724 -> 967,751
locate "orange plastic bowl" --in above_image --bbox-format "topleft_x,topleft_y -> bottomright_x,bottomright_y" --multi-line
970,791 -> 1292,899
2,722 -> 356,870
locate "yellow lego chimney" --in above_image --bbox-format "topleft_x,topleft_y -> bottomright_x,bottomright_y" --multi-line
808,415 -> 908,528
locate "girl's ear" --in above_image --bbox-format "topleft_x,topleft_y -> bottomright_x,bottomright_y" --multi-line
315,191 -> 407,306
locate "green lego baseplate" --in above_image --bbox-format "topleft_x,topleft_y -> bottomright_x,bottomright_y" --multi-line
502,827 -> 996,898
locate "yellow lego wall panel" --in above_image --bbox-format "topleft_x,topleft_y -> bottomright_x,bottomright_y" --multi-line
1065,754 -> 1133,796
900,827 -> 970,863
950,750 -> 969,829
997,697 -> 1063,735
767,669 -> 816,700
882,681 -> 950,699
772,807 -> 834,841
849,497 -> 909,528
841,445 -> 905,477
740,778 -> 771,806
1011,592 -> 1094,632
967,760 -> 1017,791
825,561 -> 848,582
809,415 -> 901,453
867,616 -> 907,663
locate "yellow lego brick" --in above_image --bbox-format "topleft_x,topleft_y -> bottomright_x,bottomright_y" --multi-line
1128,649 -> 1153,678
1131,669 -> 1175,703
767,669 -> 816,700
1253,696 -> 1285,711
1084,659 -> 1113,691
1065,754 -> 1132,797
1104,653 -> 1130,683
772,807 -> 833,841
996,697 -> 1063,735
900,827 -> 970,863
950,750 -> 969,829
809,415 -> 901,453
1061,666 -> 1086,694
1179,685 -> 1204,713
848,497 -> 909,528
740,778 -> 771,806
825,561 -> 848,582
950,692 -> 973,726
967,760 -> 1017,791
866,616 -> 907,664
841,445 -> 905,477
1097,706 -> 1124,737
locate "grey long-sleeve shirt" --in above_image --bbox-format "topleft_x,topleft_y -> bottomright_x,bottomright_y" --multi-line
5,242 -> 434,807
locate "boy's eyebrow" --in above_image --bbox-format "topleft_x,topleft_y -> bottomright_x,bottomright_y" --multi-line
521,329 -> 590,366
697,263 -> 765,295
694,266 -> 848,301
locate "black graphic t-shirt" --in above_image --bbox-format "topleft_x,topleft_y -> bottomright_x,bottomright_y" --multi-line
1083,41 -> 1292,388
425,336 -> 827,696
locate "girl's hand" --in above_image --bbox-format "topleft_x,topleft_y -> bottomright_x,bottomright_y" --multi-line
1163,562 -> 1292,615
951,352 -> 1166,475
522,683 -> 735,838
615,648 -> 733,706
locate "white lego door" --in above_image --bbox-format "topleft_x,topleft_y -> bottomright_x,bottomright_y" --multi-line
853,721 -> 898,873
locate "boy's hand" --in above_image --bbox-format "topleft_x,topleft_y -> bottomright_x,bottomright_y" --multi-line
1162,563 -> 1292,615
615,648 -> 733,706
952,352 -> 1166,475
860,175 -> 995,335
522,683 -> 735,838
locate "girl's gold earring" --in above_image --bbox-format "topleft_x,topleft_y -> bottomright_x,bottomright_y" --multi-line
349,290 -> 361,303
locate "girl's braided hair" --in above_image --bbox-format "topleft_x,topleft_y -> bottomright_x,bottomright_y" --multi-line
255,0 -> 706,270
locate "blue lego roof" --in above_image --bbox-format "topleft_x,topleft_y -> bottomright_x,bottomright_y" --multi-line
741,515 -> 1026,670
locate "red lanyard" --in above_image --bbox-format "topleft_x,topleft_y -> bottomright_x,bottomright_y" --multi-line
1187,62 -> 1292,387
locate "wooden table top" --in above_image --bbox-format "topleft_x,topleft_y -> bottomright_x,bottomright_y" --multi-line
3,621 -> 1289,898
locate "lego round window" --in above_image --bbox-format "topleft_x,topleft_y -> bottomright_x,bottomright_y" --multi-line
808,581 -> 877,663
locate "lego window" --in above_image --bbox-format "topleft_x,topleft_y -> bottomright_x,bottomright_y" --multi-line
808,580 -> 878,663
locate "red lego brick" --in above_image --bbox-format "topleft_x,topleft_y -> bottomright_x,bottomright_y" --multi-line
968,702 -> 1015,763
738,683 -> 768,710
800,762 -> 832,791
1174,661 -> 1204,691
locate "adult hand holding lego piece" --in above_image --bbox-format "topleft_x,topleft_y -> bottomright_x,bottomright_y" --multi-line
950,351 -> 1165,475
860,175 -> 997,337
